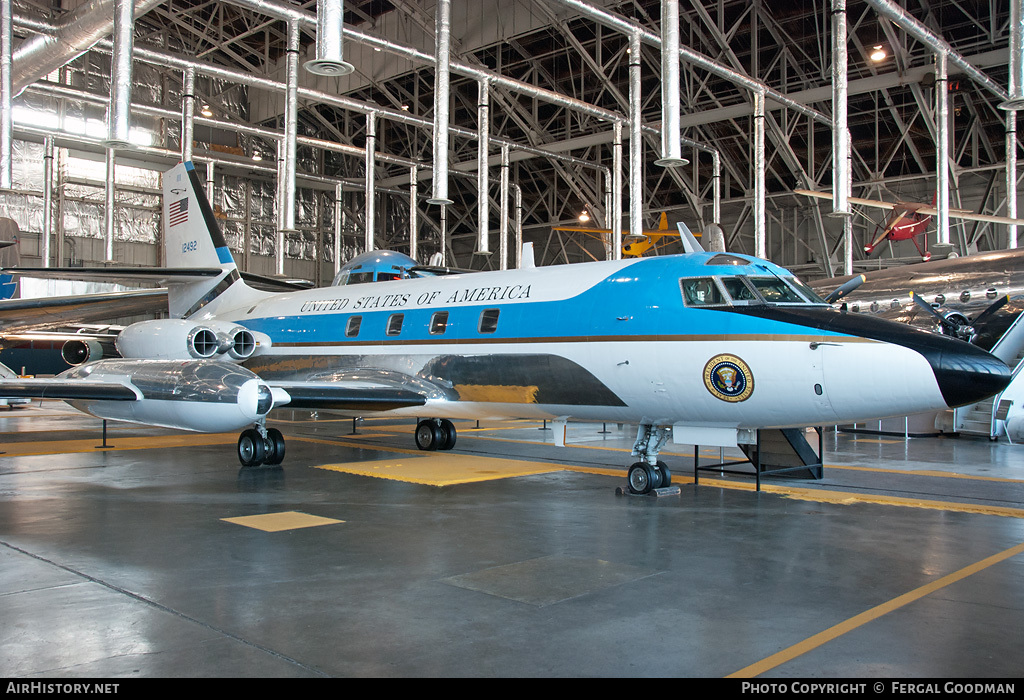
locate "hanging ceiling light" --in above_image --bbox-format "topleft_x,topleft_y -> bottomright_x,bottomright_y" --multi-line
870,45 -> 887,62
578,210 -> 590,223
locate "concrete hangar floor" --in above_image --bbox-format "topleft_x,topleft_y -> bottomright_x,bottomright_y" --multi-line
0,401 -> 1022,679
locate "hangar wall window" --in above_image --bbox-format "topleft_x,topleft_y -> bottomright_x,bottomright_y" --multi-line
346,315 -> 362,337
479,308 -> 500,333
430,311 -> 449,335
387,313 -> 404,336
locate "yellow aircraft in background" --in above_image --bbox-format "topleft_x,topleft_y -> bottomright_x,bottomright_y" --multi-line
553,212 -> 678,257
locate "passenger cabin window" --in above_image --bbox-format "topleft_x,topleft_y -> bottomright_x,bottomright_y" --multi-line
346,315 -> 362,337
681,278 -> 726,306
479,308 -> 500,333
429,311 -> 449,335
386,313 -> 404,336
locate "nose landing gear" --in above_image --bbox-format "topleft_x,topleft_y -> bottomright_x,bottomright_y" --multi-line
237,424 -> 286,467
626,424 -> 673,494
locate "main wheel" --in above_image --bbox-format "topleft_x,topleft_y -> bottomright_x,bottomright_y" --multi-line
438,419 -> 457,450
655,460 -> 671,488
238,428 -> 266,467
627,462 -> 657,495
415,420 -> 443,451
264,428 -> 286,465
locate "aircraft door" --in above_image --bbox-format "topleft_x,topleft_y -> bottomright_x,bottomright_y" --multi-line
806,340 -> 837,420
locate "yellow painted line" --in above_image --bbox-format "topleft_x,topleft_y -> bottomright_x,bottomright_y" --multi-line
0,433 -> 237,457
315,452 -> 561,486
222,511 -> 344,532
827,462 -> 1024,484
728,541 -> 1024,678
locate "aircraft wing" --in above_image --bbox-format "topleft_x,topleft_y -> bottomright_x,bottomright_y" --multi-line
796,189 -> 1024,226
0,377 -> 138,401
270,383 -> 428,412
0,288 -> 168,334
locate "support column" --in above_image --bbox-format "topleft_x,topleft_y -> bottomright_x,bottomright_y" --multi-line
365,111 -> 376,252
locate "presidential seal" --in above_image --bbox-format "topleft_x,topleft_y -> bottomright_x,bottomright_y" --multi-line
703,354 -> 754,402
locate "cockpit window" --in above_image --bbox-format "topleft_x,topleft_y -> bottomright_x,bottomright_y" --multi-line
787,278 -> 829,305
748,277 -> 805,303
706,253 -> 748,266
681,277 -> 727,306
720,277 -> 758,303
682,275 -> 828,307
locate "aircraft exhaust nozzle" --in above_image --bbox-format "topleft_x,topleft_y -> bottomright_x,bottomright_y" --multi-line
228,328 -> 257,360
187,327 -> 219,359
61,339 -> 106,366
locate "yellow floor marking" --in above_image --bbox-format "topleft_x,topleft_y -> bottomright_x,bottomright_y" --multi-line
0,433 -> 237,457
728,541 -> 1024,678
221,511 -> 343,532
315,452 -> 562,486
827,462 -> 1024,484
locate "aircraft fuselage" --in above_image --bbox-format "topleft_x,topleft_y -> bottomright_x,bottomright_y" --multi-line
208,252 -> 1008,430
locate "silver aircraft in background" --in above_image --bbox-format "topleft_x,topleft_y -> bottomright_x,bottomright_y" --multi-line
811,248 -> 1024,351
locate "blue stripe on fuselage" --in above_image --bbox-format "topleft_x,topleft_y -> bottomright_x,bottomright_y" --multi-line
236,255 -> 842,344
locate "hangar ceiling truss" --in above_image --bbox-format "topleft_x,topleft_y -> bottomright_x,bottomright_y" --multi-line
2,0 -> 1018,281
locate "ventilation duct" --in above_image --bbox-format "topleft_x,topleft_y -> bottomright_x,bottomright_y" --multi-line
11,0 -> 162,97
304,0 -> 354,77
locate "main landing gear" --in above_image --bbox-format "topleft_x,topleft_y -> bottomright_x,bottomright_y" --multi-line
415,418 -> 457,451
626,424 -> 672,495
237,424 -> 286,467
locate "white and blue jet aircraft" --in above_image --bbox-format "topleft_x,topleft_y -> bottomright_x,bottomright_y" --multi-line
0,161 -> 1012,494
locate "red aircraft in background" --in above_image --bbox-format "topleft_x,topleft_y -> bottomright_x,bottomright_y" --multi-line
796,189 -> 1024,262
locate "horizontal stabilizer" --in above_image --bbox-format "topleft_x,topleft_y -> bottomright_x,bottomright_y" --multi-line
3,266 -> 224,285
272,383 -> 427,412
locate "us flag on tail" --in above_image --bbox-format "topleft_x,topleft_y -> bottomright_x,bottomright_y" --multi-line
168,198 -> 188,227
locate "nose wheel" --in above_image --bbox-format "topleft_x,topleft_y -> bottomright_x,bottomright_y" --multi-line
626,460 -> 671,494
237,425 -> 286,467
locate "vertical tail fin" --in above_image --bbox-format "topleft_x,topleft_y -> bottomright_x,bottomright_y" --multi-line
162,162 -> 260,319
163,161 -> 236,270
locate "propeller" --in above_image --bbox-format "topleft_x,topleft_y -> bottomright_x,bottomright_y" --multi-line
824,274 -> 866,304
909,292 -> 1009,344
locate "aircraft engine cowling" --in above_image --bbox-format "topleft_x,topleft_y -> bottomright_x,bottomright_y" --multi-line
115,319 -> 268,361
62,359 -> 274,433
61,338 -> 118,366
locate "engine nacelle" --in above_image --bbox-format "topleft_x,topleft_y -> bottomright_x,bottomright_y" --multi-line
62,338 -> 116,366
62,359 -> 274,433
115,319 -> 268,361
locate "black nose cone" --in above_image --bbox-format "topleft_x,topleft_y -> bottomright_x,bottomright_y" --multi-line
914,340 -> 1012,408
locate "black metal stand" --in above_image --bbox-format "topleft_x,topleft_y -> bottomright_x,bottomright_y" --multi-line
693,428 -> 824,492
95,420 -> 113,449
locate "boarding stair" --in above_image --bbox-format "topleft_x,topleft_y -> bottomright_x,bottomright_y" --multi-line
952,310 -> 1024,439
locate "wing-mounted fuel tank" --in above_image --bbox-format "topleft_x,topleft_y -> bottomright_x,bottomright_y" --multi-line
114,319 -> 269,362
63,359 -> 274,432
